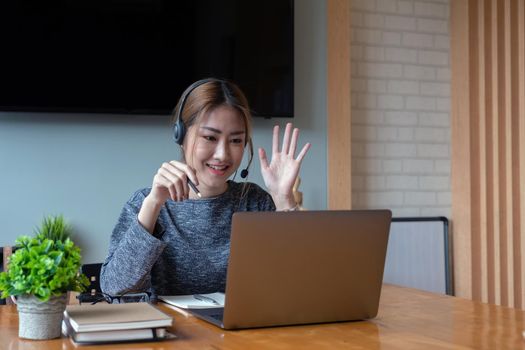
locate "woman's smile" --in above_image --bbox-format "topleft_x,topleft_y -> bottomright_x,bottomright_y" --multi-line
206,162 -> 230,176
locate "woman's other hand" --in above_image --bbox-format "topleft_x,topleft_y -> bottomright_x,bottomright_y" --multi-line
259,123 -> 311,210
139,161 -> 198,234
149,161 -> 199,204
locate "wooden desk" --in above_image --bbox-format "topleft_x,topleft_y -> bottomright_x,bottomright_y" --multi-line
1,285 -> 524,349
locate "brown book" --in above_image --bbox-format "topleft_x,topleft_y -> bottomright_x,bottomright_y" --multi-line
64,302 -> 172,333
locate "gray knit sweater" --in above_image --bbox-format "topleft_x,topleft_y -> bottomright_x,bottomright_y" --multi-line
100,181 -> 275,298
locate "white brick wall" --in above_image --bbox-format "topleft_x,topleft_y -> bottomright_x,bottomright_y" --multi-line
351,0 -> 451,218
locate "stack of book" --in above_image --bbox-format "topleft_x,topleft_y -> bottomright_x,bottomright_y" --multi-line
62,302 -> 174,345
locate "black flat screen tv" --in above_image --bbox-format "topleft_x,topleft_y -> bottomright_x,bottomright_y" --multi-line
0,0 -> 293,117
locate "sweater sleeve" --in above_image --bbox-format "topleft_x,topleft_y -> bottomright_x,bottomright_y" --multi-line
100,190 -> 167,296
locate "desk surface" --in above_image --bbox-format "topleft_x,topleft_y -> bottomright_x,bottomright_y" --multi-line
1,284 -> 524,350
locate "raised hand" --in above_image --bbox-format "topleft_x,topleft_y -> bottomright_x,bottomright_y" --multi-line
259,123 -> 311,210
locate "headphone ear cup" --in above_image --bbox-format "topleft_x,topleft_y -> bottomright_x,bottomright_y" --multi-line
172,78 -> 218,146
173,119 -> 186,145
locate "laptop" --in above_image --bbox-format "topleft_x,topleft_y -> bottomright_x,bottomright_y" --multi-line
188,209 -> 392,329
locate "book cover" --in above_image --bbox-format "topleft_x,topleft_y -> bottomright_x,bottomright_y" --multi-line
64,302 -> 173,332
159,292 -> 225,309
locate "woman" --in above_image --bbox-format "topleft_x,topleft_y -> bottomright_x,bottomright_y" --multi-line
100,78 -> 310,298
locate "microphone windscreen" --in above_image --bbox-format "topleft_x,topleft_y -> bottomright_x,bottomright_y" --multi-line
240,169 -> 249,178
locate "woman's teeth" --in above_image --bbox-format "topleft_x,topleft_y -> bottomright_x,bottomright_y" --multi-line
207,164 -> 228,170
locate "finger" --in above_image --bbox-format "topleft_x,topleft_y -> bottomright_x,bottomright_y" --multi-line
169,162 -> 194,198
272,125 -> 280,156
164,162 -> 192,199
154,173 -> 177,201
288,127 -> 299,157
281,123 -> 293,154
169,160 -> 198,185
159,166 -> 188,200
258,148 -> 269,170
158,168 -> 184,201
295,142 -> 311,163
162,162 -> 188,184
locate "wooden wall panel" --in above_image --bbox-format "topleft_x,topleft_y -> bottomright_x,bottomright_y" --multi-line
451,0 -> 525,309
518,0 -> 525,309
451,0 -> 472,301
327,0 -> 352,210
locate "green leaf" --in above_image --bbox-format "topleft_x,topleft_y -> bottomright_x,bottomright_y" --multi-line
33,215 -> 73,242
0,216 -> 88,299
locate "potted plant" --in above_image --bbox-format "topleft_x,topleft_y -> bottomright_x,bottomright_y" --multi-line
0,215 -> 89,340
33,214 -> 74,242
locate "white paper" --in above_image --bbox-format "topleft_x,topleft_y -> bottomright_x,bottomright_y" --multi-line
159,292 -> 225,309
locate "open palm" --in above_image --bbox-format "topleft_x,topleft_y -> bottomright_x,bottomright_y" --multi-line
259,123 -> 310,208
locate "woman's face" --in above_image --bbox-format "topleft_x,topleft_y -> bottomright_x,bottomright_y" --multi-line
183,105 -> 247,197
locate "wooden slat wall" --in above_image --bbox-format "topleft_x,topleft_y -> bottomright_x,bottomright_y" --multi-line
327,0 -> 352,210
451,0 -> 525,309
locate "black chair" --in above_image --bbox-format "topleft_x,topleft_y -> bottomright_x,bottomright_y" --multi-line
77,263 -> 103,304
1,246 -> 14,305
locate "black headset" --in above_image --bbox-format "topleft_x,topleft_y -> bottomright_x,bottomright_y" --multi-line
172,78 -> 252,178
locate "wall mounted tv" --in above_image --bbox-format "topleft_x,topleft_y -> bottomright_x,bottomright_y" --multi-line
0,0 -> 293,118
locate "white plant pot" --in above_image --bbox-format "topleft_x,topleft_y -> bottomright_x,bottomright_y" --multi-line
16,294 -> 68,340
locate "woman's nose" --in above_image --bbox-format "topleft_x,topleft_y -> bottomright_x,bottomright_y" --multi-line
214,140 -> 230,160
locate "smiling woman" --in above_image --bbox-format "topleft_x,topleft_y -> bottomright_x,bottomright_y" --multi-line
100,78 -> 310,298
183,105 -> 247,198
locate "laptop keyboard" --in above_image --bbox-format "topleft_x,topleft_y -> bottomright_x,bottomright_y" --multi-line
207,309 -> 224,321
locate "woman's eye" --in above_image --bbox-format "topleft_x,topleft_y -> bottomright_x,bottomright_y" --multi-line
203,135 -> 216,142
231,138 -> 244,144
